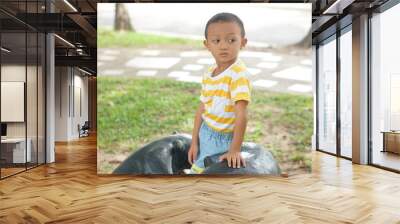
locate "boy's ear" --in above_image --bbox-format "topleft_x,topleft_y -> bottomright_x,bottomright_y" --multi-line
203,40 -> 208,49
241,38 -> 248,49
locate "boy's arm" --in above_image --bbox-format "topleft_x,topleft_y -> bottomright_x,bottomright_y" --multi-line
191,102 -> 205,146
188,102 -> 205,164
219,100 -> 248,168
230,100 -> 248,152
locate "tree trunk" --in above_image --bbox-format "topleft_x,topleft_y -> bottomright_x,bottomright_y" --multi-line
114,3 -> 134,32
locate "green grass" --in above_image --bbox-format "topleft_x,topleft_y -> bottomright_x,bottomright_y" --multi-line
98,29 -> 203,48
98,77 -> 313,173
98,77 -> 200,153
251,91 -> 314,152
249,91 -> 313,170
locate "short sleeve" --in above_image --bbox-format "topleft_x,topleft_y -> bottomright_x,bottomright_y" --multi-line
230,71 -> 251,103
199,75 -> 207,103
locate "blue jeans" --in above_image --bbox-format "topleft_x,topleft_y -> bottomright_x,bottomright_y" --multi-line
191,122 -> 233,173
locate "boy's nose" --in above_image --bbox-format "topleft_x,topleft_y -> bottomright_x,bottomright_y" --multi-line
219,41 -> 229,49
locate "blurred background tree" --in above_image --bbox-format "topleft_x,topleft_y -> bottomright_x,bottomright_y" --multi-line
114,3 -> 134,32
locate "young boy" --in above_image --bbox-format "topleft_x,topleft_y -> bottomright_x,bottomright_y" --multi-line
187,12 -> 251,174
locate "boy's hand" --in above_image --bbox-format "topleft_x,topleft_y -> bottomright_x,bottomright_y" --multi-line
188,144 -> 198,165
219,151 -> 246,168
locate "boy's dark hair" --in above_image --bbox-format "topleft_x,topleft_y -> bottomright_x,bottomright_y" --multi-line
204,12 -> 245,39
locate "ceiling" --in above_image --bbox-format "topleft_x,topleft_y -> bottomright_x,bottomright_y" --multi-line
0,0 -> 97,75
311,0 -> 391,44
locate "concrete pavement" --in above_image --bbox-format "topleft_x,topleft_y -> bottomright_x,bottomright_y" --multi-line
98,48 -> 312,95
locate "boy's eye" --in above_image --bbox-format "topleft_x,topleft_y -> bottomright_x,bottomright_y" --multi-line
212,39 -> 220,44
228,39 -> 236,43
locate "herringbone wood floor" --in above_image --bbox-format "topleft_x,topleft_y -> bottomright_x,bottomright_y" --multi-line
1,134 -> 400,223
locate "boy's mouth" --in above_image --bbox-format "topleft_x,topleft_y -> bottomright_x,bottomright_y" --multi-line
219,53 -> 229,57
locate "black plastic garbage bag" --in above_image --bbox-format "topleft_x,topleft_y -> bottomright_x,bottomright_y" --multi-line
112,134 -> 281,175
113,134 -> 192,175
202,142 -> 281,175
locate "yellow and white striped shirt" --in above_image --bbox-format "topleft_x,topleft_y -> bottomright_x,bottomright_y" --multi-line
200,59 -> 252,133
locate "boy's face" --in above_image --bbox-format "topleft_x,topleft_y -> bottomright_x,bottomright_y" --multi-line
204,21 -> 247,66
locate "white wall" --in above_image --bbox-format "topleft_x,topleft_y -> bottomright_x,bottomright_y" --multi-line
55,67 -> 89,141
73,70 -> 89,139
1,65 -> 26,140
1,64 -> 46,164
55,66 -> 69,141
1,65 -> 31,138
1,65 -> 26,81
